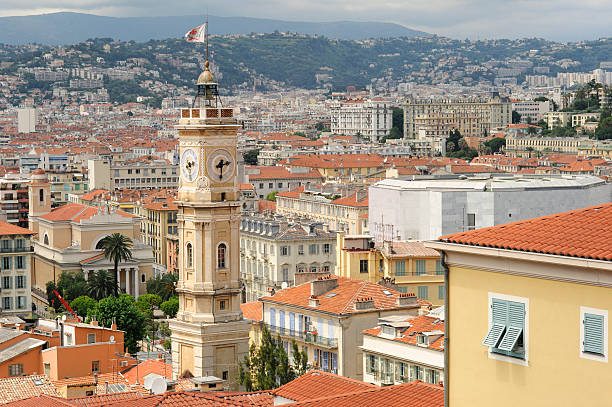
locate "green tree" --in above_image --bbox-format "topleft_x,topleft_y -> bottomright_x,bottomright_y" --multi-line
135,294 -> 163,314
99,233 -> 133,297
55,271 -> 87,304
239,324 -> 302,391
595,117 -> 612,140
291,341 -> 308,377
160,296 -> 179,317
146,273 -> 178,302
46,281 -> 61,312
315,122 -> 325,131
89,294 -> 146,354
243,149 -> 260,165
265,191 -> 279,202
483,137 -> 506,153
512,110 -> 521,124
86,270 -> 116,300
70,296 -> 97,318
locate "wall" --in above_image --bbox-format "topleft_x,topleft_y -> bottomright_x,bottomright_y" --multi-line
449,265 -> 612,406
41,341 -> 124,380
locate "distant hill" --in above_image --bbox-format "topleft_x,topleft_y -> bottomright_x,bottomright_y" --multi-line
0,12 -> 430,45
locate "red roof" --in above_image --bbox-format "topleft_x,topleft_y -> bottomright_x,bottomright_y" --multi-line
363,314 -> 445,351
272,370 -> 375,402
261,276 -> 430,315
240,301 -> 263,322
122,359 -> 172,385
331,192 -> 368,208
258,200 -> 277,212
0,221 -> 35,236
439,203 -> 612,261
39,203 -> 136,223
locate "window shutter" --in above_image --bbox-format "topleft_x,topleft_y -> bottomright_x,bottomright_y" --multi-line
497,302 -> 524,352
583,313 -> 604,355
482,299 -> 508,347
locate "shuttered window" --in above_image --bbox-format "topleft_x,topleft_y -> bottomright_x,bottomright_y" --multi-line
395,261 -> 406,276
417,286 -> 428,299
482,298 -> 525,359
415,260 -> 426,276
583,313 -> 604,355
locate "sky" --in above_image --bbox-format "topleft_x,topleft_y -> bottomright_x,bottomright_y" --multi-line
0,0 -> 610,41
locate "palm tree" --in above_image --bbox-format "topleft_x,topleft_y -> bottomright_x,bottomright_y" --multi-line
86,270 -> 115,300
99,233 -> 133,297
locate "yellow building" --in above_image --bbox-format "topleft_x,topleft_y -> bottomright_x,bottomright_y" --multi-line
336,233 -> 444,305
427,203 -> 612,406
133,192 -> 178,273
578,140 -> 612,159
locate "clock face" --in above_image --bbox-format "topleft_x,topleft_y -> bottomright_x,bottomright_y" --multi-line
181,148 -> 198,182
207,149 -> 235,183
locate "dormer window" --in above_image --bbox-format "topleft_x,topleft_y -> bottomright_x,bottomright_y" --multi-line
417,334 -> 427,346
381,325 -> 396,338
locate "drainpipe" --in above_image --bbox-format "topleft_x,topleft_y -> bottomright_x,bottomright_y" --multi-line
441,251 -> 449,407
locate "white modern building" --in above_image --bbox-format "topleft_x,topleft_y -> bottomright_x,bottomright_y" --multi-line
511,100 -> 551,123
369,175 -> 612,241
17,108 -> 37,134
330,99 -> 392,141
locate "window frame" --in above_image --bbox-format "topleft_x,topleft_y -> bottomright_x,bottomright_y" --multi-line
580,306 -> 608,363
486,292 -> 529,366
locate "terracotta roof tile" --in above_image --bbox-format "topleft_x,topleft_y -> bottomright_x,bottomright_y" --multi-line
0,221 -> 35,236
240,301 -> 263,322
0,375 -> 61,404
272,370 -> 375,402
363,314 -> 445,351
439,203 -> 612,261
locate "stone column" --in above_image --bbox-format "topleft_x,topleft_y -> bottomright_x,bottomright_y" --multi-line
125,268 -> 131,295
134,268 -> 139,297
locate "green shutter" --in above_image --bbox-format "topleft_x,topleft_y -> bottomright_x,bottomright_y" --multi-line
438,285 -> 445,300
482,299 -> 508,347
435,259 -> 444,275
583,313 -> 604,355
417,286 -> 428,299
395,261 -> 406,276
498,302 -> 524,351
415,260 -> 426,276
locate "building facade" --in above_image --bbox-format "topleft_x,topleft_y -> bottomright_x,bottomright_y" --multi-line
0,223 -> 35,316
505,135 -> 589,157
427,203 -> 612,406
239,213 -> 336,301
330,99 -> 392,142
88,158 -> 179,191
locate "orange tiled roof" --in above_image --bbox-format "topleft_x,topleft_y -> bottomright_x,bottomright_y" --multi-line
0,375 -> 61,404
439,203 -> 612,261
258,200 -> 277,212
282,380 -> 443,407
272,370 -> 375,402
363,314 -> 445,351
39,203 -> 136,223
240,301 -> 263,322
261,276 -> 430,315
121,359 -> 172,385
0,221 -> 35,236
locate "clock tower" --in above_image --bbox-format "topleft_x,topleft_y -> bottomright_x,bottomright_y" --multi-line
169,61 -> 250,390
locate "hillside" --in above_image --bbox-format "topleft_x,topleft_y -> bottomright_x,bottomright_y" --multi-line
0,12 -> 430,45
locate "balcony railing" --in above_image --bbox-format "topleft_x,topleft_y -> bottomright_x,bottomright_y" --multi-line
0,247 -> 33,253
265,323 -> 337,348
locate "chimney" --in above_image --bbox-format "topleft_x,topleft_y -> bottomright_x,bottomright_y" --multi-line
309,295 -> 320,307
310,275 -> 338,297
111,317 -> 117,331
354,297 -> 375,311
397,292 -> 418,307
91,315 -> 99,326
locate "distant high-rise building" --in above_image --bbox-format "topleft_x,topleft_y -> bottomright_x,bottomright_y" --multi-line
17,108 -> 37,134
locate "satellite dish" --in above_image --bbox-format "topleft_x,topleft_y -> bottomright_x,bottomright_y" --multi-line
281,282 -> 288,289
151,377 -> 168,395
144,375 -> 155,390
109,335 -> 115,343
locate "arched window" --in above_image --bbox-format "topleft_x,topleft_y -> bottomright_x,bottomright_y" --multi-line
39,189 -> 44,203
186,243 -> 193,268
217,243 -> 227,269
43,234 -> 49,245
95,238 -> 106,250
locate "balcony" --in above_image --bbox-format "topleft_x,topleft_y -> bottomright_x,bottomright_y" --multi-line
265,323 -> 338,348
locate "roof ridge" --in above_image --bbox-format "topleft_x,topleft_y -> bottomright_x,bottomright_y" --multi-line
341,280 -> 368,314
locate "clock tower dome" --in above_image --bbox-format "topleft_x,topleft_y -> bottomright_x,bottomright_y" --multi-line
169,61 -> 250,390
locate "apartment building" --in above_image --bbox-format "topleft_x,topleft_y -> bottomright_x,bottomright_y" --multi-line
133,192 -> 178,274
0,173 -> 30,228
578,140 -> 612,159
276,186 -> 369,235
336,234 -> 444,305
505,135 -> 590,157
361,311 -> 444,386
544,111 -> 573,128
404,94 -> 512,139
511,100 -> 551,123
47,170 -> 89,207
0,223 -> 35,316
88,158 -> 179,191
245,275 -> 429,380
239,213 -> 336,301
426,203 -> 612,406
330,99 -> 392,142
369,175 -> 612,242
572,112 -> 601,127
412,112 -> 482,138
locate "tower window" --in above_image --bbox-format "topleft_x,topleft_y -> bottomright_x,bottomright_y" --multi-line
217,243 -> 227,269
39,189 -> 44,203
43,234 -> 49,245
186,243 -> 193,268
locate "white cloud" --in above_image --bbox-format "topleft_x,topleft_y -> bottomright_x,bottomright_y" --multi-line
0,0 -> 609,40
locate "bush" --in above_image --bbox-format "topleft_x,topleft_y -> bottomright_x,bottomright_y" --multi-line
160,296 -> 179,318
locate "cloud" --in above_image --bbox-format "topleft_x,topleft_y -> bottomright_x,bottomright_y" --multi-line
0,0 -> 610,41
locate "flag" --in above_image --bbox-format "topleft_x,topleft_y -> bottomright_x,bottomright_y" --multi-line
185,23 -> 206,43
